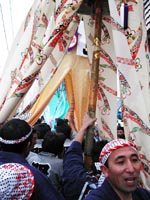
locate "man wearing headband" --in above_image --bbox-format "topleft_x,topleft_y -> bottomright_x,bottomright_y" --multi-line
0,118 -> 65,200
84,138 -> 150,200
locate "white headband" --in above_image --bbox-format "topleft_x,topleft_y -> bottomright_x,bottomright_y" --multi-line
0,128 -> 32,144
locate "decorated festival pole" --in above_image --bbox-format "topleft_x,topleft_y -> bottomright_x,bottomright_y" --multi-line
84,0 -> 103,170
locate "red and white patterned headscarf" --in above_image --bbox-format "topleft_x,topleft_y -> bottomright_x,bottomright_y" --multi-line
99,139 -> 138,165
0,163 -> 35,200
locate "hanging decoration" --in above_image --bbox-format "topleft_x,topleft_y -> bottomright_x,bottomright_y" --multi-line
120,0 -> 129,30
77,20 -> 88,57
68,31 -> 78,52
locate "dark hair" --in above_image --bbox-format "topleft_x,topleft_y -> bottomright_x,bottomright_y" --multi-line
92,140 -> 108,163
55,118 -> 71,139
117,124 -> 125,139
34,123 -> 51,139
0,118 -> 32,154
104,159 -> 109,168
42,131 -> 65,155
117,124 -> 124,131
90,140 -> 108,174
33,116 -> 45,126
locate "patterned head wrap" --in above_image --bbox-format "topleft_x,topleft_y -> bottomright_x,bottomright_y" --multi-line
0,163 -> 35,200
99,139 -> 138,165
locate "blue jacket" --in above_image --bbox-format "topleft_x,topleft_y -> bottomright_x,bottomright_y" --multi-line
0,151 -> 65,200
84,178 -> 150,200
63,141 -> 98,200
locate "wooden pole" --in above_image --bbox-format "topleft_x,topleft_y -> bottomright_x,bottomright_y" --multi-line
84,0 -> 103,170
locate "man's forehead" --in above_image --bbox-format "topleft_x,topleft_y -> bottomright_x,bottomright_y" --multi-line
109,146 -> 139,159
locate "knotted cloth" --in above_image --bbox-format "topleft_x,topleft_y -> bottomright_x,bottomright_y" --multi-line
99,139 -> 138,165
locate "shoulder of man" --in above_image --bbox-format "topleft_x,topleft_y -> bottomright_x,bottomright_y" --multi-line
31,165 -> 65,199
133,187 -> 150,199
83,179 -> 120,200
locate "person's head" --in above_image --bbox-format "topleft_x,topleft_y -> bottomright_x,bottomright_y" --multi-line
33,123 -> 51,139
0,118 -> 33,157
99,139 -> 142,198
117,124 -> 125,139
90,139 -> 108,174
42,131 -> 65,156
0,163 -> 34,199
55,118 -> 71,139
92,139 -> 108,163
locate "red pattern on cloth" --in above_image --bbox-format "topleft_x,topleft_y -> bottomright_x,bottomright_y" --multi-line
0,163 -> 34,200
99,139 -> 137,165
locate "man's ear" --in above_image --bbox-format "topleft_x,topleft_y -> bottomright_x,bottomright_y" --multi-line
101,165 -> 109,178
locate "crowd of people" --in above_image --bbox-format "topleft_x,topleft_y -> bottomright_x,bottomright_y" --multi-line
0,114 -> 149,199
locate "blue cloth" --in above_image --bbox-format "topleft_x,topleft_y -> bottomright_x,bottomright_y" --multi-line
0,151 -> 65,200
63,141 -> 100,200
84,178 -> 150,200
43,82 -> 69,130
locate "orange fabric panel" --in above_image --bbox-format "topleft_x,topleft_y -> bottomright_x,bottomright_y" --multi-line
65,54 -> 91,130
27,49 -> 91,127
